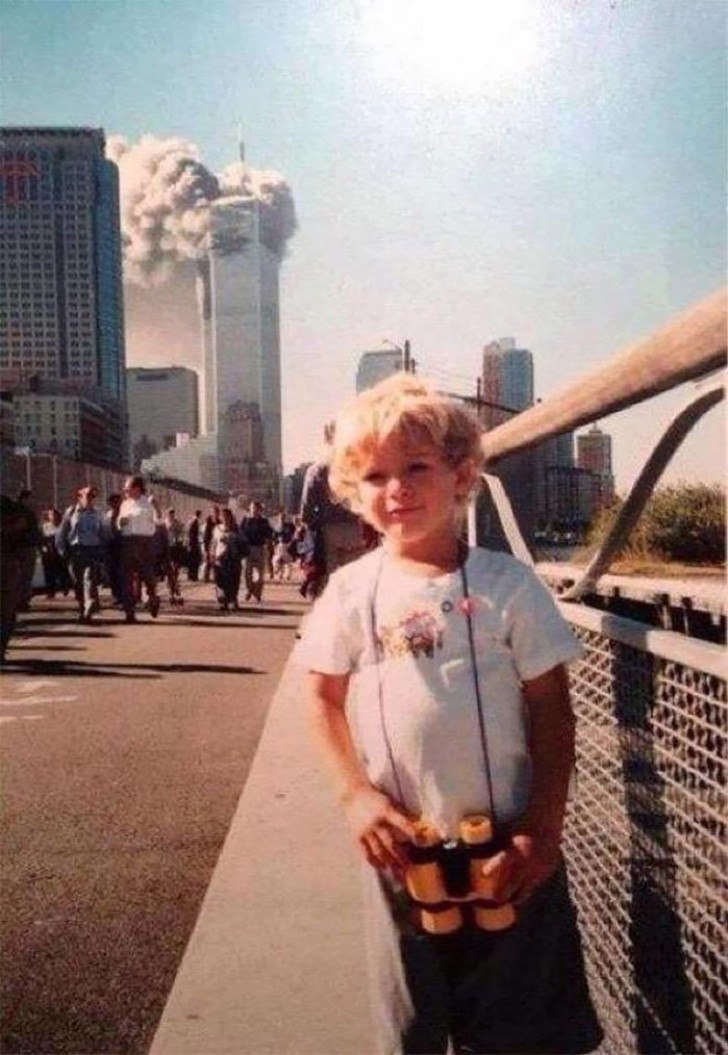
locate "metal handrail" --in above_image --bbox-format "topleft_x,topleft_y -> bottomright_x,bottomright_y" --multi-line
562,374 -> 726,599
480,288 -> 727,467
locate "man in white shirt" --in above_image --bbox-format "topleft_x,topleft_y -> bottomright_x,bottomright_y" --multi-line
118,475 -> 161,623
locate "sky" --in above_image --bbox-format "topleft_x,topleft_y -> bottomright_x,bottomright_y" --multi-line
1,0 -> 725,490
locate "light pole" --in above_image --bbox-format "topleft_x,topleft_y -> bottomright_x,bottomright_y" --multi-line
381,338 -> 415,373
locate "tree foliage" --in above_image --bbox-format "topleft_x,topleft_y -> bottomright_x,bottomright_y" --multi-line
588,482 -> 726,565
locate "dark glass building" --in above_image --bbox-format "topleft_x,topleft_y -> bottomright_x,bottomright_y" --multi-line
0,127 -> 126,464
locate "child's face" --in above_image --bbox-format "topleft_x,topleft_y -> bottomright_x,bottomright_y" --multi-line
354,434 -> 471,553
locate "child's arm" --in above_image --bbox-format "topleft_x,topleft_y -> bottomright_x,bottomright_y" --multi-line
482,663 -> 576,904
308,671 -> 415,873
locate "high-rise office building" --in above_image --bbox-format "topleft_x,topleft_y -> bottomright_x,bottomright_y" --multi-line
0,127 -> 126,463
126,366 -> 199,467
577,423 -> 615,508
577,423 -> 612,475
481,338 -> 534,429
199,195 -> 282,472
356,348 -> 404,393
145,194 -> 284,501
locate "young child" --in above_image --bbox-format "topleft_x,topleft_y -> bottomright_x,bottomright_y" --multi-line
297,374 -> 602,1055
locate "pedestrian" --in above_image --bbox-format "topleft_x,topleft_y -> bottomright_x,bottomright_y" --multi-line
300,423 -> 367,597
40,508 -> 72,598
152,515 -> 169,586
164,508 -> 186,606
296,374 -> 602,1055
186,509 -> 203,581
272,513 -> 296,582
101,494 -> 123,605
117,475 -> 161,623
291,519 -> 319,598
202,506 -> 221,583
14,489 -> 41,611
56,486 -> 105,623
211,507 -> 245,610
239,500 -> 273,602
0,493 -> 41,663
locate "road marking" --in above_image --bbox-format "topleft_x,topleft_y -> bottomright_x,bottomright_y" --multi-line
1,680 -> 78,707
0,696 -> 79,706
0,715 -> 46,725
16,680 -> 59,693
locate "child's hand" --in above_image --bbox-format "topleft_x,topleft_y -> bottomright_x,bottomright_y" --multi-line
341,785 -> 415,875
480,830 -> 561,906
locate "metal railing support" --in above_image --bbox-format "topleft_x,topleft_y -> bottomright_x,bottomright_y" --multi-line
481,289 -> 727,466
563,375 -> 725,599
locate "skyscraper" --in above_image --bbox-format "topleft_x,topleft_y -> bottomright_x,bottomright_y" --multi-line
184,192 -> 280,495
203,196 -> 281,464
481,338 -> 534,429
0,127 -> 126,463
126,366 -> 199,467
356,348 -> 404,393
577,423 -> 615,508
139,156 -> 289,501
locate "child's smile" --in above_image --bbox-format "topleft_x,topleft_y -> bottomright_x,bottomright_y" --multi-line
356,436 -> 471,558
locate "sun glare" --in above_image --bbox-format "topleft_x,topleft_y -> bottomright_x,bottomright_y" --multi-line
358,0 -> 540,94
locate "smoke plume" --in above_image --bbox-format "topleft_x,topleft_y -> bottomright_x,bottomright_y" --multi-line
108,134 -> 297,286
218,162 -> 298,257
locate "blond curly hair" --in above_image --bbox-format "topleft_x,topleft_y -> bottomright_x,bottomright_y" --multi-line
328,373 -> 484,513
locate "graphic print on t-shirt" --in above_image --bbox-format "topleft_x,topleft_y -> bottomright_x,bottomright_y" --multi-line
377,603 -> 446,659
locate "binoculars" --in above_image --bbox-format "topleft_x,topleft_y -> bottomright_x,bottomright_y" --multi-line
404,814 -> 517,935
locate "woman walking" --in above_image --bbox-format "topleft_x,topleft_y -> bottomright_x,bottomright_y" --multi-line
211,508 -> 244,611
164,509 -> 187,606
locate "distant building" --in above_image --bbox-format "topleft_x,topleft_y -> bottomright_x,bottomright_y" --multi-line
0,126 -> 126,463
0,393 -> 14,445
481,338 -> 534,429
12,389 -> 109,464
143,187 -> 285,501
196,192 -> 282,487
543,431 -> 574,469
536,430 -> 577,528
126,366 -> 199,468
475,338 -> 536,546
538,464 -> 599,534
219,399 -> 278,502
577,424 -> 615,509
356,348 -> 404,393
283,463 -> 310,515
141,433 -> 219,492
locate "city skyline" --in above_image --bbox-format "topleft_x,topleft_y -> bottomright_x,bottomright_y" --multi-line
1,0 -> 725,491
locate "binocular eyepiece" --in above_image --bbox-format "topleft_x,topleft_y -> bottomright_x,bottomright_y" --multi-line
404,814 -> 517,935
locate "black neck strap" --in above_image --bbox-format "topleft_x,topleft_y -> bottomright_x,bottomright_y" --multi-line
369,547 -> 497,828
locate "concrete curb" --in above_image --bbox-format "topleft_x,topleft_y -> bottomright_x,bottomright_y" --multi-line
149,655 -> 374,1055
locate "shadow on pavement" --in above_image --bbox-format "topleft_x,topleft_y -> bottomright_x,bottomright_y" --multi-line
1,658 -> 263,678
169,619 -> 301,631
15,629 -> 116,640
9,644 -> 88,652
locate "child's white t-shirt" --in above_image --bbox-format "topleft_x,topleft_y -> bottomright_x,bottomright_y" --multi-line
296,546 -> 582,839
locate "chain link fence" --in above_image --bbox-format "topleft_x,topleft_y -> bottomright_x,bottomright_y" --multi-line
561,601 -> 726,1055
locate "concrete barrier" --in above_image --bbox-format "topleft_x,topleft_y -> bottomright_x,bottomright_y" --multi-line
150,656 -> 374,1055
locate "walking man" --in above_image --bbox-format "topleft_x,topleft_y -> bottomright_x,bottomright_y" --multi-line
56,486 -> 105,623
118,476 -> 161,623
239,501 -> 273,603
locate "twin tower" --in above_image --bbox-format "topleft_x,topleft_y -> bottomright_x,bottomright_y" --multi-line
182,193 -> 283,501
139,160 -> 287,503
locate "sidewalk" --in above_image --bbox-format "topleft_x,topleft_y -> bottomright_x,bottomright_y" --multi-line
149,650 -> 374,1055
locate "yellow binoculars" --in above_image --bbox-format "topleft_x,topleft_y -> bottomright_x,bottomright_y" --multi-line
404,814 -> 517,935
